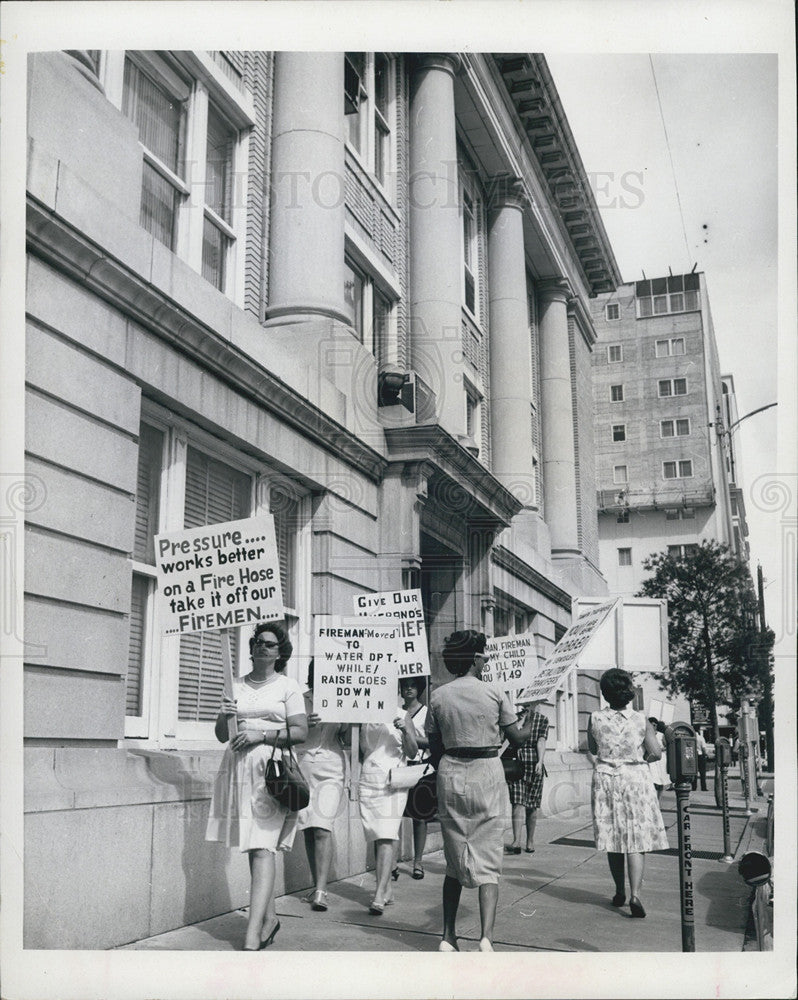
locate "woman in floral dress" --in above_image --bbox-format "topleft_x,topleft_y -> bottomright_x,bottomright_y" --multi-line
588,668 -> 669,919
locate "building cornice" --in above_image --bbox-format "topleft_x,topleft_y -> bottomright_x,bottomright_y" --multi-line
492,53 -> 622,297
384,425 -> 522,529
492,545 -> 573,610
26,196 -> 388,483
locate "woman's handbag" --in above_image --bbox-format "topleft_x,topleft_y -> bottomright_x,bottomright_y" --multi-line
500,745 -> 523,783
264,737 -> 310,812
404,768 -> 438,822
388,761 -> 433,791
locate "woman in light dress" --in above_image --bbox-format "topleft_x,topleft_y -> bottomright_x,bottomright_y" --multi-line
296,659 -> 349,912
358,697 -> 418,915
206,622 -> 307,950
588,669 -> 669,919
425,630 -> 539,952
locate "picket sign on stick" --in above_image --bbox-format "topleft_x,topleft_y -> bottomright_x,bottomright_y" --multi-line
349,725 -> 361,802
220,630 -> 238,741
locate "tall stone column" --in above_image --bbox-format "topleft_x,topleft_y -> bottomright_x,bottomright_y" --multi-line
266,52 -> 349,325
408,54 -> 465,438
488,176 -> 535,507
538,278 -> 579,555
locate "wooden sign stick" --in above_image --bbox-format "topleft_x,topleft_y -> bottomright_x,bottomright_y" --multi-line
221,630 -> 238,741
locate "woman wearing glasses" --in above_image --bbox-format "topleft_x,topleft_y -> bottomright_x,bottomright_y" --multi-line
206,622 -> 308,951
425,630 -> 539,952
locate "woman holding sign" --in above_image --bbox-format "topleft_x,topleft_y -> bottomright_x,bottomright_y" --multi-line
426,630 -> 540,952
358,707 -> 418,915
206,622 -> 308,951
297,659 -> 349,912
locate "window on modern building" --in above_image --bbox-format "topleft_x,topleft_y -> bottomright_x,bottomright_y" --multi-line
610,384 -> 624,402
660,418 -> 691,437
612,424 -> 626,442
125,413 -> 308,742
345,52 -> 395,193
605,302 -> 620,321
663,460 -> 693,480
607,344 -> 622,363
108,51 -> 251,301
658,378 -> 688,398
613,465 -> 628,485
344,254 -> 394,360
668,543 -> 699,559
635,273 -> 700,318
666,507 -> 696,521
618,548 -> 632,566
655,337 -> 687,358
617,509 -> 630,523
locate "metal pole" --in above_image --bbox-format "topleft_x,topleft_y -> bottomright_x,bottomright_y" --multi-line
674,780 -> 695,951
718,754 -> 733,864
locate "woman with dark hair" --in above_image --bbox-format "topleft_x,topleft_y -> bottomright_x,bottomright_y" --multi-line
399,675 -> 431,879
588,668 -> 668,919
505,699 -> 549,854
206,622 -> 307,950
425,629 -> 539,952
296,659 -> 349,912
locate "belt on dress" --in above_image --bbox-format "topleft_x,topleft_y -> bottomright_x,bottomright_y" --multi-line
444,747 -> 499,759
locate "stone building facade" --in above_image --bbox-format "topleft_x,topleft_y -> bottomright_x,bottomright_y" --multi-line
24,50 -> 620,948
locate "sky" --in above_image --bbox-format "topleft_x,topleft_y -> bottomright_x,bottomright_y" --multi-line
547,52 -> 788,639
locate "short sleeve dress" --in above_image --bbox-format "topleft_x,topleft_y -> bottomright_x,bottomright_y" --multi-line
589,707 -> 669,854
296,691 -> 347,833
358,719 -> 409,841
426,676 -> 516,887
205,672 -> 306,853
507,710 -> 549,810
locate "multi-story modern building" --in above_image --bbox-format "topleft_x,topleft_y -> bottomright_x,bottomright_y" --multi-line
591,271 -> 742,596
590,272 -> 747,723
24,49 -> 621,947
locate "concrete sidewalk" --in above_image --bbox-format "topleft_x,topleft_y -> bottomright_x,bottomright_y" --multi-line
118,776 -> 767,954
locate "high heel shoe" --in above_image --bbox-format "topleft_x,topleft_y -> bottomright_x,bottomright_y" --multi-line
369,899 -> 385,915
438,940 -> 457,952
611,892 -> 626,907
311,890 -> 328,911
259,918 -> 281,947
629,896 -> 646,918
478,938 -> 494,951
391,867 -> 400,881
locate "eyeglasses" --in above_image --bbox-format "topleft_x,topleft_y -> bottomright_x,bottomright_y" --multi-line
253,640 -> 279,650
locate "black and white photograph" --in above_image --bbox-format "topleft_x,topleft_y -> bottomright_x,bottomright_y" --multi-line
1,2 -> 795,998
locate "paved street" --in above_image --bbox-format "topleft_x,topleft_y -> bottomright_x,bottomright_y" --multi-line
118,776 -> 770,954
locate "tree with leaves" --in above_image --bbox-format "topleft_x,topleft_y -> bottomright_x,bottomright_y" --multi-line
636,540 -> 773,766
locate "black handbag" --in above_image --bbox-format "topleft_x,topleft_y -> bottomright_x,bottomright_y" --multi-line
501,745 -> 523,783
404,767 -> 438,822
264,737 -> 310,812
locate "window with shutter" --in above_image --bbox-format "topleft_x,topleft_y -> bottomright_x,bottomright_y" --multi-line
178,447 -> 251,724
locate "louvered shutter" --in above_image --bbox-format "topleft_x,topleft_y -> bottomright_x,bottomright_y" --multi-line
178,447 -> 251,722
270,486 -> 298,609
126,574 -> 148,716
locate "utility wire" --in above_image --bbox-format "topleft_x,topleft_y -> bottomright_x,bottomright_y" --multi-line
649,55 -> 692,269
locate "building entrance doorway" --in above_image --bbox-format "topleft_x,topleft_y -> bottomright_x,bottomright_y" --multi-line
419,532 -> 463,687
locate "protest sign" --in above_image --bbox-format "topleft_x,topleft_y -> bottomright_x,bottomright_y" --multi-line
154,515 -> 283,635
517,599 -> 619,703
483,632 -> 538,691
352,588 -> 430,677
314,616 -> 401,724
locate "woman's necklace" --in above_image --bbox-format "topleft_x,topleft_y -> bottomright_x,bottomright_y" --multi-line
246,673 -> 271,687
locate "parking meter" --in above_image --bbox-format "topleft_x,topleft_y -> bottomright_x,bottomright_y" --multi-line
665,721 -> 698,784
664,721 -> 696,951
716,737 -> 732,770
